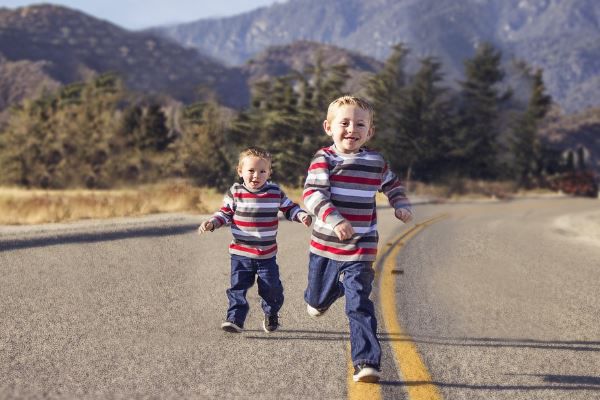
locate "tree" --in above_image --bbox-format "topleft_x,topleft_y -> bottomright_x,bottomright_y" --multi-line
228,57 -> 352,186
141,103 -> 171,151
453,42 -> 510,179
511,68 -> 553,186
366,43 -> 410,174
177,101 -> 231,189
0,73 -> 128,188
401,57 -> 455,182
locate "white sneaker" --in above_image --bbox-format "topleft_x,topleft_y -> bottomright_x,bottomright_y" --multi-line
306,303 -> 328,317
353,363 -> 381,383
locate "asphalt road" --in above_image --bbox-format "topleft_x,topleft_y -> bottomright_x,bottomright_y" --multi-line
1,197 -> 599,399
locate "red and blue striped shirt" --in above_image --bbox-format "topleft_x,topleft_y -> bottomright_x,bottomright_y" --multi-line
303,145 -> 412,262
209,182 -> 306,259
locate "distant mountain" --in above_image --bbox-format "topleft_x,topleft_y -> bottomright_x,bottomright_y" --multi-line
0,5 -> 248,109
155,0 -> 600,113
242,40 -> 382,93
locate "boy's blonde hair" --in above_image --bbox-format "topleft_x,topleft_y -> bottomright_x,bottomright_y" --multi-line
237,147 -> 272,169
326,95 -> 374,126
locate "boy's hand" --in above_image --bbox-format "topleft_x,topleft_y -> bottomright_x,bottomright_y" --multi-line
198,220 -> 214,234
333,220 -> 355,241
299,212 -> 313,227
395,208 -> 413,223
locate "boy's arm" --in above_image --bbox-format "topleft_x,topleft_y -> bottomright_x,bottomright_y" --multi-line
279,188 -> 312,227
302,152 -> 345,228
380,163 -> 413,222
199,188 -> 235,233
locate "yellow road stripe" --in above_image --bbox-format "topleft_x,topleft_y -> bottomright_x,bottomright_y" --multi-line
347,214 -> 447,399
379,215 -> 447,400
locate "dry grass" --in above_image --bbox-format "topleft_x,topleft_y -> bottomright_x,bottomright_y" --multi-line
0,179 -> 554,226
0,181 -> 307,225
0,182 -> 217,225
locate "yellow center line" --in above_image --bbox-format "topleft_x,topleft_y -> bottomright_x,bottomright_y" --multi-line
347,214 -> 447,400
380,215 -> 447,400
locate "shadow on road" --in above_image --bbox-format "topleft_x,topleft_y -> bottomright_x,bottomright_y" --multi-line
379,333 -> 600,352
379,378 -> 600,391
244,328 -> 350,341
378,334 -> 600,393
0,224 -> 198,251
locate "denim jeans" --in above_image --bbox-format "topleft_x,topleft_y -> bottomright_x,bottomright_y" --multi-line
304,253 -> 381,367
226,255 -> 284,327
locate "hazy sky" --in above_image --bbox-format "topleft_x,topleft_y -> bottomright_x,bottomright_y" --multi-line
0,0 -> 284,29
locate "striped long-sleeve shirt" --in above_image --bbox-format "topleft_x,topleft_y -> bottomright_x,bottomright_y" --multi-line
303,145 -> 412,262
208,182 -> 306,259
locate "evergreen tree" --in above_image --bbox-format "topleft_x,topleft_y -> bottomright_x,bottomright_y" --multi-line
401,57 -> 454,182
511,68 -> 553,186
141,103 -> 170,151
366,43 -> 410,173
453,42 -> 509,179
228,58 -> 351,186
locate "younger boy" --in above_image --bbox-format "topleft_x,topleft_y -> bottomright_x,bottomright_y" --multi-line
302,96 -> 413,382
199,147 -> 312,333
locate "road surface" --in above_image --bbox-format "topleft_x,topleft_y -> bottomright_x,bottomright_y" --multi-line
1,197 -> 599,399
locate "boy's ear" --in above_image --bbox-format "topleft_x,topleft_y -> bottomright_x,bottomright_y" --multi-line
367,126 -> 375,139
323,120 -> 333,136
237,166 -> 243,177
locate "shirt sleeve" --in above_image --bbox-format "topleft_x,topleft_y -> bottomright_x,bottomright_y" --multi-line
208,186 -> 235,229
380,162 -> 413,218
302,150 -> 345,227
278,187 -> 306,222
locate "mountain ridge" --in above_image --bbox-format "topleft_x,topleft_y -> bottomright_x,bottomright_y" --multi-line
0,4 -> 249,109
155,0 -> 600,113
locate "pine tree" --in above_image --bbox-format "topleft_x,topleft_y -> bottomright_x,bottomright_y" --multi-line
401,57 -> 454,182
141,103 -> 170,151
454,42 -> 509,179
511,68 -> 553,187
366,43 -> 410,173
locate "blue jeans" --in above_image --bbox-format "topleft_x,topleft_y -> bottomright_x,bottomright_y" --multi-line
226,255 -> 284,327
304,253 -> 381,367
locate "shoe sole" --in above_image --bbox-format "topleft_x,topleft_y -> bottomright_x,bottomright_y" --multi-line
221,322 -> 243,333
262,320 -> 277,333
306,304 -> 327,318
353,368 -> 380,383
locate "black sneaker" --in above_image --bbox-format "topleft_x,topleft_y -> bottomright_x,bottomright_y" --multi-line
353,363 -> 380,383
263,314 -> 279,333
221,319 -> 243,333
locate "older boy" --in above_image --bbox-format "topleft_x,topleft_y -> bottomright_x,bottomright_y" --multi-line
302,96 -> 413,383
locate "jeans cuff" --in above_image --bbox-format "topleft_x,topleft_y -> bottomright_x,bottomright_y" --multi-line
353,359 -> 380,368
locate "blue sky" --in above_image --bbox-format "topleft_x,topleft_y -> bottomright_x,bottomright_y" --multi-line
0,0 -> 284,29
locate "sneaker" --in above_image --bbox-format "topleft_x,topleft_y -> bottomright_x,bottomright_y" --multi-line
353,363 -> 380,383
263,314 -> 279,333
306,303 -> 328,317
221,320 -> 243,333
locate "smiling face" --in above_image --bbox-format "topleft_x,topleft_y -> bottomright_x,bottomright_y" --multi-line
238,156 -> 271,190
324,104 -> 374,154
